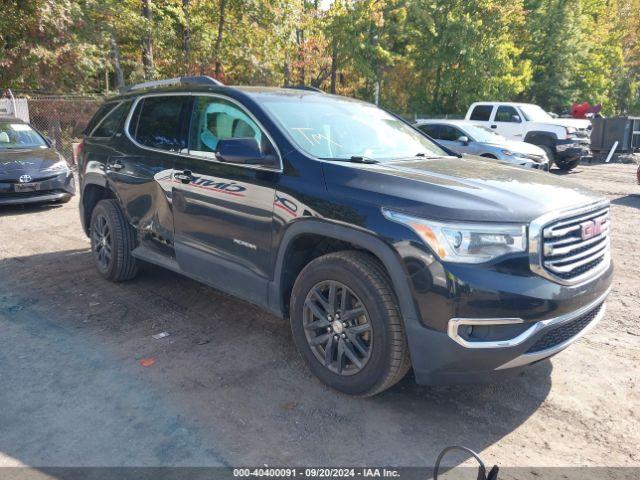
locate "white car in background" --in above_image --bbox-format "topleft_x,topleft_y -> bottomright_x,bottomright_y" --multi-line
414,119 -> 550,170
465,102 -> 591,171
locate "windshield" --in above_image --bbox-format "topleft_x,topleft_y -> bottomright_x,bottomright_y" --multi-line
0,122 -> 48,149
467,124 -> 506,143
518,105 -> 552,122
258,95 -> 447,161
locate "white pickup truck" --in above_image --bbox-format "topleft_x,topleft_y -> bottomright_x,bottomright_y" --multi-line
465,102 -> 591,170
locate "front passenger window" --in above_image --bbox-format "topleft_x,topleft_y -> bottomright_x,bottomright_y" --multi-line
189,96 -> 274,164
495,106 -> 520,123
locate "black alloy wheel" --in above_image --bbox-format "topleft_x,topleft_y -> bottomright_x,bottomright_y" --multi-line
89,199 -> 138,282
290,251 -> 411,397
92,213 -> 112,271
303,280 -> 373,376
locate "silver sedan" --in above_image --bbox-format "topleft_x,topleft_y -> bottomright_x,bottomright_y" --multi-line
414,119 -> 550,170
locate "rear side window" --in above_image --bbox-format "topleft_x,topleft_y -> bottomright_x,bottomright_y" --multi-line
132,96 -> 189,151
85,102 -> 118,135
90,101 -> 132,138
417,124 -> 440,138
469,105 -> 493,121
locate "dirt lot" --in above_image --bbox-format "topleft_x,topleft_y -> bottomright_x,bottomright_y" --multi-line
0,164 -> 638,469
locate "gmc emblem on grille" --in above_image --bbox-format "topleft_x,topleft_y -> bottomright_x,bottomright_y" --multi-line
580,217 -> 606,240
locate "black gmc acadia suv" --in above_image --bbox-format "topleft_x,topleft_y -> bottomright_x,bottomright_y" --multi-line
78,76 -> 612,396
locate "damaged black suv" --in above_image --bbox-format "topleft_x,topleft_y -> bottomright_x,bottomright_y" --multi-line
78,76 -> 612,396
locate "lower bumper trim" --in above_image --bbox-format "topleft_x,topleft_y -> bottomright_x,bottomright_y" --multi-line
496,302 -> 606,370
0,192 -> 72,206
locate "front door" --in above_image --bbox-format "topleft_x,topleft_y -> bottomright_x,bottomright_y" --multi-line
171,95 -> 280,305
435,125 -> 473,154
491,105 -> 524,140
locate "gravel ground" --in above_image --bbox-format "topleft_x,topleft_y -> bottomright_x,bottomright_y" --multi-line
0,164 -> 638,469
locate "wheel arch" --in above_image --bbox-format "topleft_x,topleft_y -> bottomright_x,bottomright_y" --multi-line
80,178 -> 117,236
524,131 -> 558,149
269,219 -> 419,326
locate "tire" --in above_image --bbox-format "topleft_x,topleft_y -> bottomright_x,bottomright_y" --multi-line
556,158 -> 580,171
480,153 -> 497,159
290,251 -> 411,397
90,199 -> 138,282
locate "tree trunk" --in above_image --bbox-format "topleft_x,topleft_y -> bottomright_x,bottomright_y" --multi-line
329,41 -> 338,94
283,62 -> 291,87
109,37 -> 125,91
433,63 -> 442,111
214,0 -> 227,77
296,28 -> 305,85
141,0 -> 155,80
181,0 -> 191,73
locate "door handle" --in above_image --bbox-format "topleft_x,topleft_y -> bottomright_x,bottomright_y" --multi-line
174,170 -> 193,184
490,125 -> 497,129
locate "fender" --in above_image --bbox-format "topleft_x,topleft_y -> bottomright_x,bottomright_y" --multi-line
79,174 -> 122,235
268,218 -> 420,327
524,130 -> 557,148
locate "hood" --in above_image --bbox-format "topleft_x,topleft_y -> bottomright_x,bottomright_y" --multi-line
0,147 -> 62,179
539,118 -> 591,130
323,156 -> 604,223
483,139 -> 546,157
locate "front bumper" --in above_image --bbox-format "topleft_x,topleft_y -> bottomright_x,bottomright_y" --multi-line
397,243 -> 613,385
0,171 -> 75,206
556,139 -> 591,160
511,156 -> 550,171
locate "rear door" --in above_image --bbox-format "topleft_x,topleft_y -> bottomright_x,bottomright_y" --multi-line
467,104 -> 494,129
171,94 -> 280,305
110,95 -> 191,245
427,124 -> 472,155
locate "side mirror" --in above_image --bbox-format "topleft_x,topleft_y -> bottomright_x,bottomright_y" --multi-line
457,136 -> 469,145
216,137 -> 272,165
511,114 -> 521,123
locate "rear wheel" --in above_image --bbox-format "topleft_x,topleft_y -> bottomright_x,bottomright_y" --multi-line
90,199 -> 138,282
290,251 -> 411,397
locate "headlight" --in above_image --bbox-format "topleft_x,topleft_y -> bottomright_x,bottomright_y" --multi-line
565,127 -> 578,139
383,210 -> 527,263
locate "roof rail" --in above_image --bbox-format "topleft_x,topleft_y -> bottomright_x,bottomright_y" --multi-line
127,76 -> 224,92
285,85 -> 326,94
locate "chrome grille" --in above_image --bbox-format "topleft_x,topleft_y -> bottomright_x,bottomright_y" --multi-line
531,203 -> 611,285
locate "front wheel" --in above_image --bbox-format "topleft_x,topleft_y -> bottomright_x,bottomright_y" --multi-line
290,251 -> 411,397
556,158 -> 580,171
540,145 -> 555,164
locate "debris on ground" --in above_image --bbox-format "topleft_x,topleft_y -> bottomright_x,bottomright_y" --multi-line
139,358 -> 156,367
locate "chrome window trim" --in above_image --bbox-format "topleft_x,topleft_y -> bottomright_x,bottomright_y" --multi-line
123,92 -> 283,173
528,199 -> 611,286
448,286 -> 610,349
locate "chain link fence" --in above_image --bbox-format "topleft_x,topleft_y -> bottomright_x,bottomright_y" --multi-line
22,95 -> 105,164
